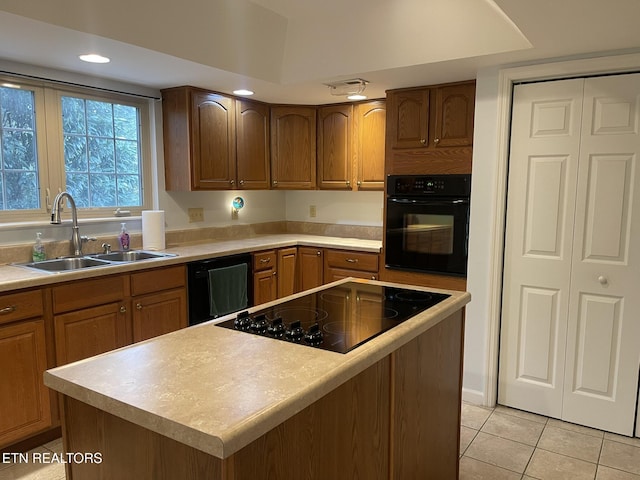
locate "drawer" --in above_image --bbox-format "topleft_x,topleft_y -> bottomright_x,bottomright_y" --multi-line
324,250 -> 379,273
253,250 -> 276,272
131,265 -> 186,296
0,289 -> 44,325
53,275 -> 127,314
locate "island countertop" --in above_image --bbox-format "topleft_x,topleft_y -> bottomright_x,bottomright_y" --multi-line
44,278 -> 470,459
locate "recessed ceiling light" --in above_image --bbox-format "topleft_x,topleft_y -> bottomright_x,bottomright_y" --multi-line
233,89 -> 254,96
347,94 -> 367,101
79,54 -> 111,64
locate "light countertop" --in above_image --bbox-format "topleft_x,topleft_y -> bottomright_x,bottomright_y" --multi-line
44,278 -> 470,459
0,234 -> 382,293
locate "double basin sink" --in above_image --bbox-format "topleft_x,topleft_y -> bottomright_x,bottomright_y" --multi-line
18,250 -> 176,273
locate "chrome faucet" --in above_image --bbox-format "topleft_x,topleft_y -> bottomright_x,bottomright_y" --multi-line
51,191 -> 94,257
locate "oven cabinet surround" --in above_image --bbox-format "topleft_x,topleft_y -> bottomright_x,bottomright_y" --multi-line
386,80 -> 475,175
45,279 -> 468,480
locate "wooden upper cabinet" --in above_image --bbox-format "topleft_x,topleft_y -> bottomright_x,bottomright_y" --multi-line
270,106 -> 317,189
317,105 -> 353,190
355,100 -> 386,190
434,82 -> 475,148
162,86 -> 236,191
236,99 -> 270,189
388,89 -> 429,149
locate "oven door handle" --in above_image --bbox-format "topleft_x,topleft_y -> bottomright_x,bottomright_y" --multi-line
388,197 -> 469,207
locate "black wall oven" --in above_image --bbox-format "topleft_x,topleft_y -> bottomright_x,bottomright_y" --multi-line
385,174 -> 471,276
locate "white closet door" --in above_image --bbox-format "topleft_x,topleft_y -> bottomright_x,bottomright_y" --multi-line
498,79 -> 584,417
562,74 -> 640,435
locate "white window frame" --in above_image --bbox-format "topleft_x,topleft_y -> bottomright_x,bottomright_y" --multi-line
0,74 -> 153,223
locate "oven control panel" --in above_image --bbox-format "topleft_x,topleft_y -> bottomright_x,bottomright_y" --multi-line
387,174 -> 471,196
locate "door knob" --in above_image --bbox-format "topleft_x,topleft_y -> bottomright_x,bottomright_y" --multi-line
598,275 -> 609,286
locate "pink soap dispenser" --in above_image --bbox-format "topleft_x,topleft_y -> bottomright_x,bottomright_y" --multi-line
119,222 -> 130,251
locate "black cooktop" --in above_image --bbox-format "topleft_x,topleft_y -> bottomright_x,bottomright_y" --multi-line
216,282 -> 450,354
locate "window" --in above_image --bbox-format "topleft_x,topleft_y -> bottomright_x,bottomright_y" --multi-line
0,77 -> 151,222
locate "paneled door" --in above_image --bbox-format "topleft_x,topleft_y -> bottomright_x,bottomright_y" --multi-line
499,73 -> 640,435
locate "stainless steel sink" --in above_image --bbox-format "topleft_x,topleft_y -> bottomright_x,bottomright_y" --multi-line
19,257 -> 113,272
87,250 -> 176,262
16,250 -> 177,273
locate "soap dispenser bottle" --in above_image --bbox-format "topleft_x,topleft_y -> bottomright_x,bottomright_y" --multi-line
118,223 -> 130,251
32,232 -> 46,262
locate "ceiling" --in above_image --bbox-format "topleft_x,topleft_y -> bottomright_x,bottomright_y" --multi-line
0,0 -> 639,104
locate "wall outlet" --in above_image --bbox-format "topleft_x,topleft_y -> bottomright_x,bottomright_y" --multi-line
309,205 -> 317,218
188,207 -> 204,223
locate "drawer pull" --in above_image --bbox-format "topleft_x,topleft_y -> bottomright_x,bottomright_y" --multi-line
260,258 -> 271,264
0,305 -> 16,315
136,303 -> 143,310
345,258 -> 359,263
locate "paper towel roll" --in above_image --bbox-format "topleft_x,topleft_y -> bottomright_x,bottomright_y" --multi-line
142,210 -> 165,251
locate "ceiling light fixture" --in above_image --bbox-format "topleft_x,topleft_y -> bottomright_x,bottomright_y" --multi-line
233,89 -> 254,96
325,78 -> 368,100
1,82 -> 21,89
79,54 -> 111,64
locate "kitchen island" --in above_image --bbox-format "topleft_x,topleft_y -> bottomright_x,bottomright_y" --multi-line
44,278 -> 470,480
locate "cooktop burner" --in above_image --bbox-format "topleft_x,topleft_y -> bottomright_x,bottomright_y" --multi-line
216,282 -> 450,354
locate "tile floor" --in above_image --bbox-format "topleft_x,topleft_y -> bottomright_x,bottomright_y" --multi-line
460,403 -> 640,479
2,403 -> 640,479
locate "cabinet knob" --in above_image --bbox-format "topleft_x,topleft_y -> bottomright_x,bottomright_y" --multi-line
357,181 -> 362,186
273,180 -> 278,186
136,303 -> 143,310
420,138 -> 426,145
371,275 -> 377,280
229,179 -> 235,185
239,180 -> 244,185
316,251 -> 321,256
119,306 -> 127,313
434,138 -> 440,144
598,275 -> 609,286
346,180 -> 351,186
0,305 -> 16,315
273,271 -> 277,276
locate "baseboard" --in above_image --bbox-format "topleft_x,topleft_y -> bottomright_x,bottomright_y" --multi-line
462,387 -> 486,406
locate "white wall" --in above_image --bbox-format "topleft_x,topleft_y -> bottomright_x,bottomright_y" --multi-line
285,190 -> 384,226
464,66 -> 501,404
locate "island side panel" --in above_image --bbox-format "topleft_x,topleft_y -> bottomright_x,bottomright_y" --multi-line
228,357 -> 390,480
61,396 -> 225,480
390,310 -> 465,480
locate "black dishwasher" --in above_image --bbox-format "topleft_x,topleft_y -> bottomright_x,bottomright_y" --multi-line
187,254 -> 253,325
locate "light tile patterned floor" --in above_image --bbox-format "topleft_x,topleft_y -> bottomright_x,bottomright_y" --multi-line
3,403 -> 640,479
461,403 -> 640,480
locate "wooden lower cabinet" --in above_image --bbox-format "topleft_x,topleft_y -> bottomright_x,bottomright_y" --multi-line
298,247 -> 324,291
54,302 -> 130,366
0,318 -> 51,447
131,265 -> 188,342
276,247 -> 297,298
60,310 -> 464,479
323,249 -> 379,283
253,248 -> 298,304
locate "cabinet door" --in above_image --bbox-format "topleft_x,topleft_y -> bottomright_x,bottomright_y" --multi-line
192,91 -> 236,190
236,99 -> 270,189
270,106 -> 316,189
317,105 -> 353,190
298,247 -> 324,291
388,89 -> 429,149
254,269 -> 277,305
355,100 -> 386,190
433,82 -> 475,148
277,247 -> 298,298
0,319 -> 51,447
132,288 -> 187,343
54,302 -> 130,365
